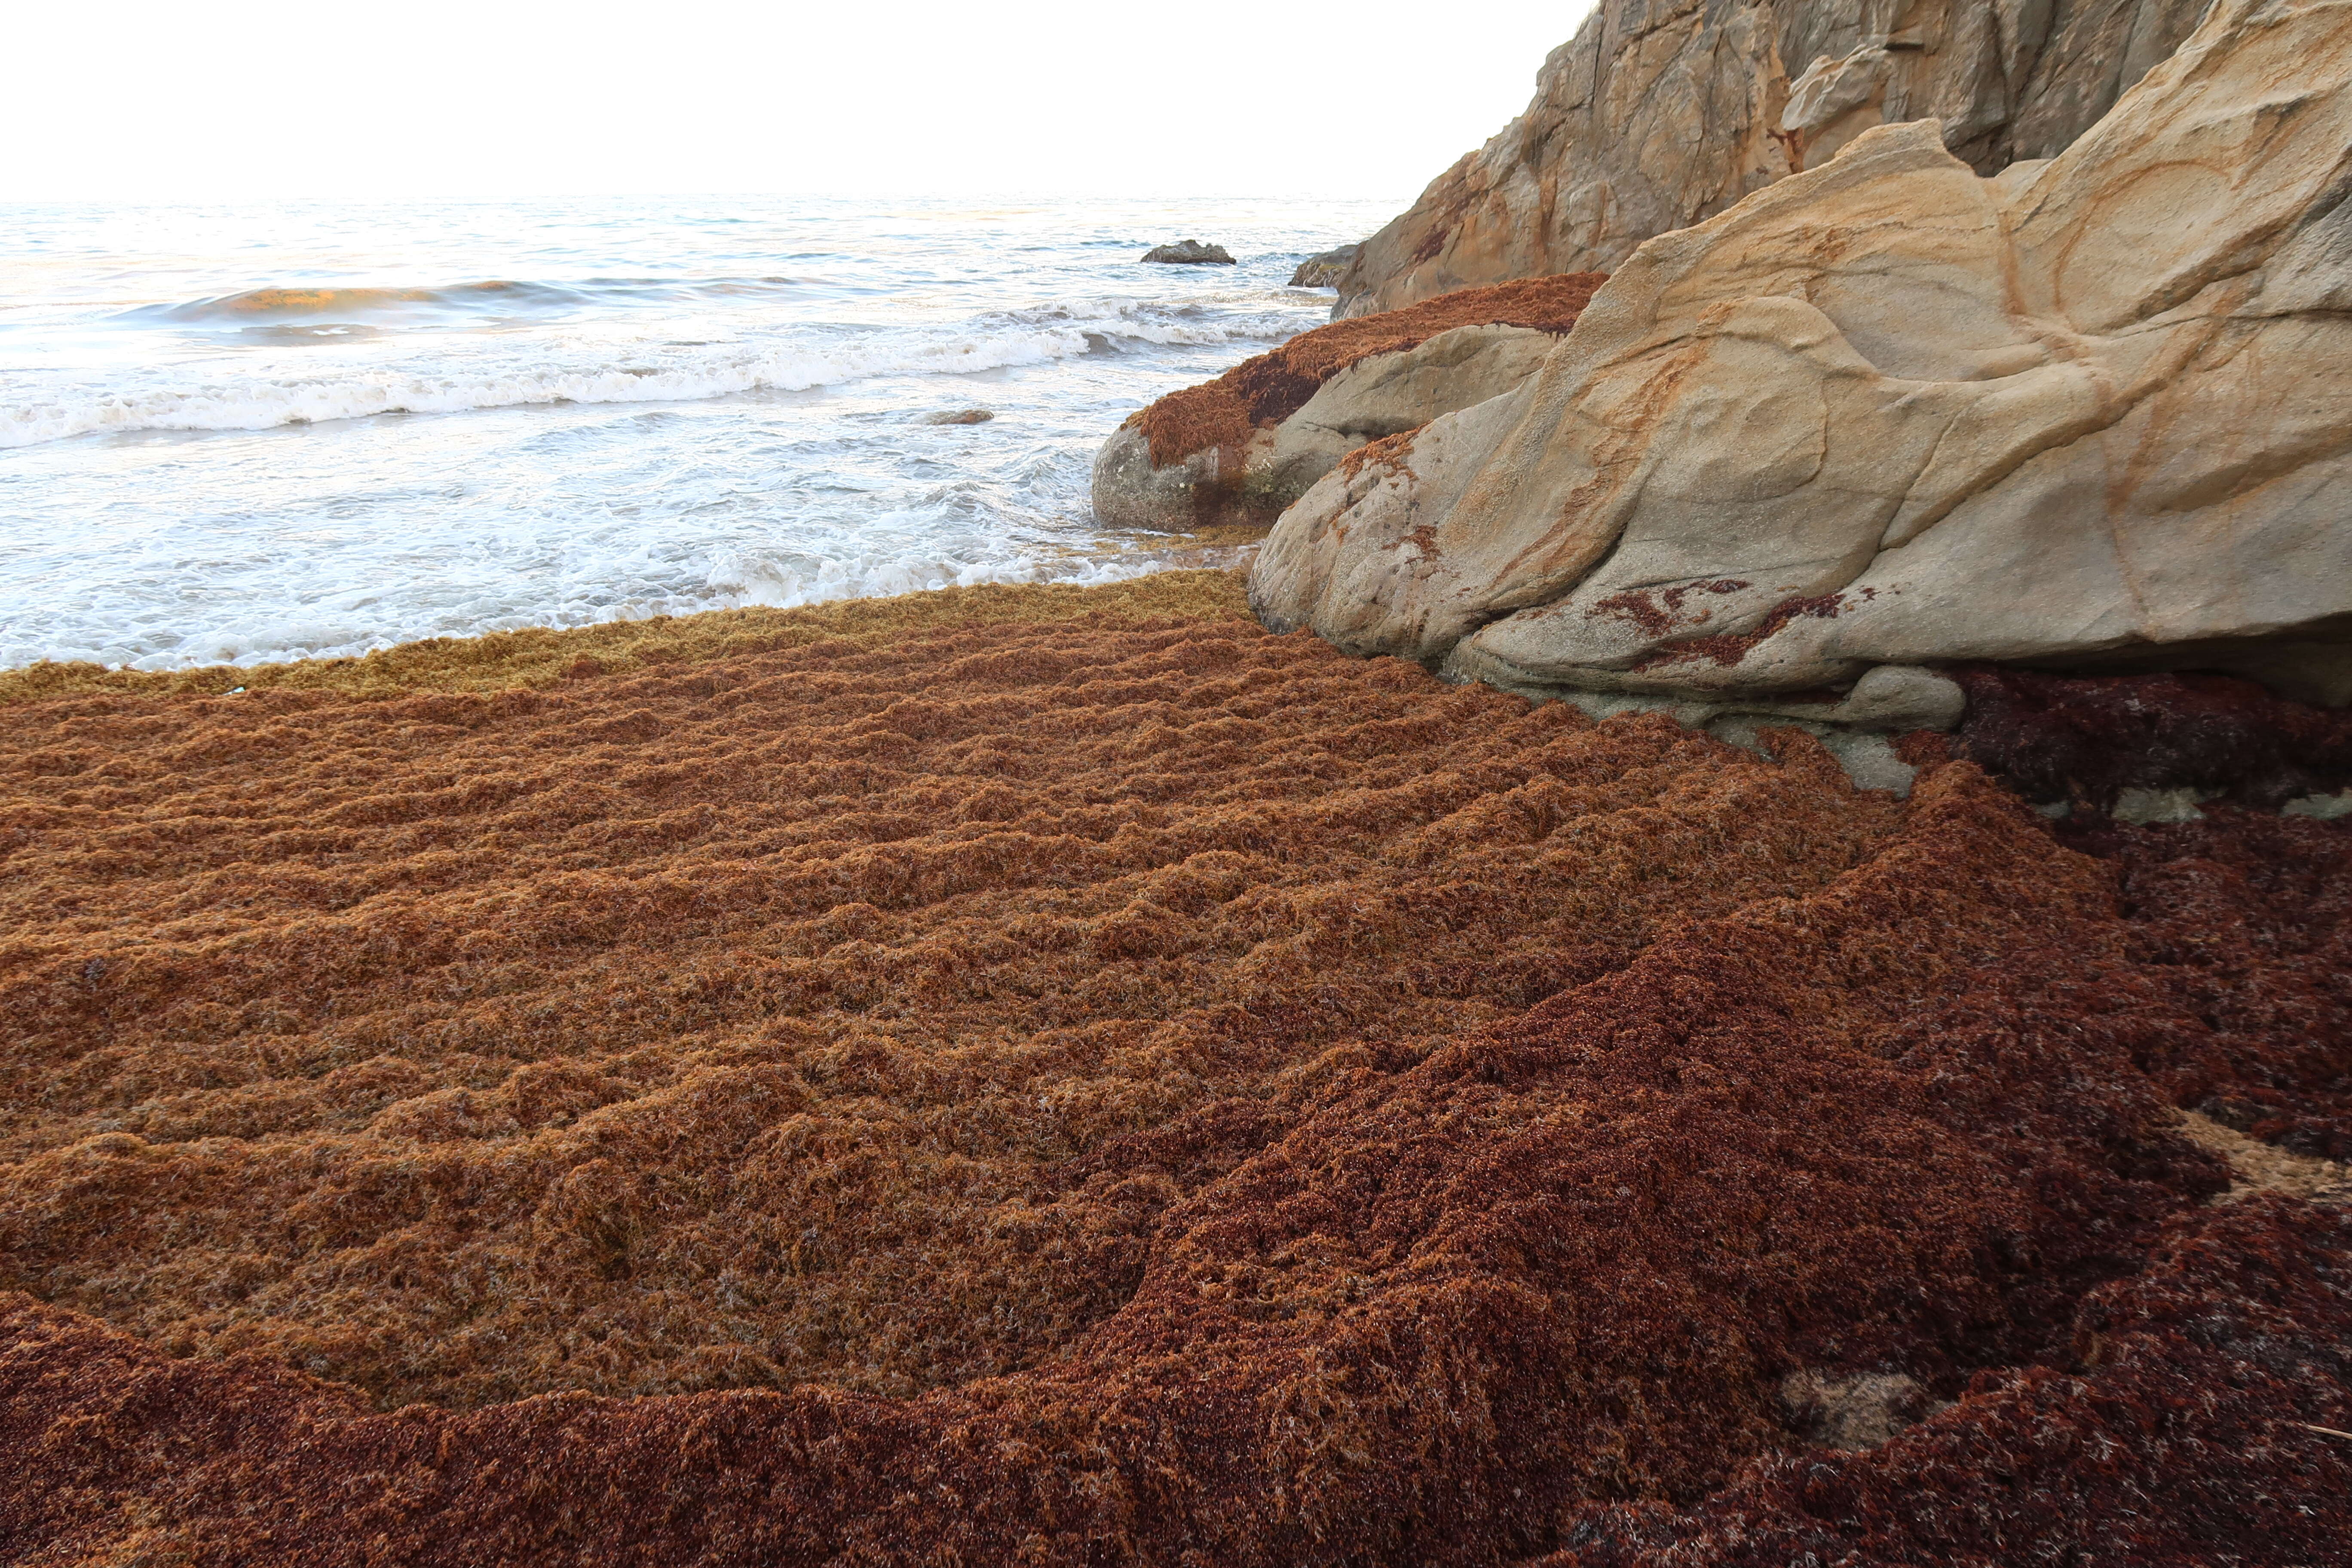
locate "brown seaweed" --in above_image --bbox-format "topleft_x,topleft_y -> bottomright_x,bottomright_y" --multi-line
1951,664 -> 2352,811
1548,1195 -> 2352,1566
0,590 -> 1902,1412
1,586 -> 2346,1565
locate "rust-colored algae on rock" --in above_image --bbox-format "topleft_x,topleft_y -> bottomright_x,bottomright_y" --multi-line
1544,1194 -> 2352,1566
1,579 -> 2346,1565
1335,423 -> 1428,484
1134,273 -> 1604,467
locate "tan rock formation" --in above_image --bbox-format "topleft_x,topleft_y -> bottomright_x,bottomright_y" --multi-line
1090,274 -> 1602,533
1093,326 -> 1558,532
1335,0 -> 2211,318
1252,0 -> 2352,713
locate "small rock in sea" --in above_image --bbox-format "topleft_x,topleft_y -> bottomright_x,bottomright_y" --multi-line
1289,243 -> 1362,288
924,409 -> 995,425
1141,239 -> 1235,265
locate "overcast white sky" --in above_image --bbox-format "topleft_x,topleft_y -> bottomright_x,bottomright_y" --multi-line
3,1 -> 1598,203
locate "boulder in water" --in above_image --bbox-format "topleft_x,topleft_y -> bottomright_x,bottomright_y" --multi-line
1140,239 -> 1234,264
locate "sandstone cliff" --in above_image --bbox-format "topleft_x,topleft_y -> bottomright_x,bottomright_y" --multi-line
1253,0 -> 2352,716
1336,0 -> 2211,317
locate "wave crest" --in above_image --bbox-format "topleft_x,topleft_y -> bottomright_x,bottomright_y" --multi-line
143,280 -> 563,323
1,299 -> 1308,450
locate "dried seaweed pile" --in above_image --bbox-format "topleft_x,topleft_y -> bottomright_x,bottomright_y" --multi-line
2,588 -> 2347,1565
1132,273 -> 1605,466
0,570 -> 1250,706
0,585 -> 1901,1411
2061,810 -> 2352,1158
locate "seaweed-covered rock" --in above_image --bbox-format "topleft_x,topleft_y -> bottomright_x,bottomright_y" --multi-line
1091,274 -> 1602,533
1335,0 -> 2211,317
1094,324 -> 1557,532
1141,239 -> 1234,264
1253,0 -> 2352,716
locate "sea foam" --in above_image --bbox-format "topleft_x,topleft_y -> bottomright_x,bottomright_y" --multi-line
0,297 -> 1295,451
0,193 -> 1393,671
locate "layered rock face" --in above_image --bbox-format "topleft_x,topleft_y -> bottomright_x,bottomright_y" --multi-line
1253,0 -> 2352,722
1091,274 -> 1602,533
1335,0 -> 2211,317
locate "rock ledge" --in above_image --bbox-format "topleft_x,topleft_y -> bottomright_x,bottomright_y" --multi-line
1254,0 -> 2352,747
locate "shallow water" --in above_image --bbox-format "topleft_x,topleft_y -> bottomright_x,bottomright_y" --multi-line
0,196 -> 1391,669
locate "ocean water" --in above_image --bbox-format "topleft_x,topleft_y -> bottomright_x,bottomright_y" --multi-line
0,196 -> 1394,671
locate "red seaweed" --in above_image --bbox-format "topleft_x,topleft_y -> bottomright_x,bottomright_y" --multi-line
1951,664 -> 2352,811
0,611 -> 2346,1565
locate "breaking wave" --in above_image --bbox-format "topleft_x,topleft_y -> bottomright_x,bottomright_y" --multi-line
126,274 -> 850,326
0,191 -> 1391,674
0,297 -> 1302,450
138,279 -> 572,321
